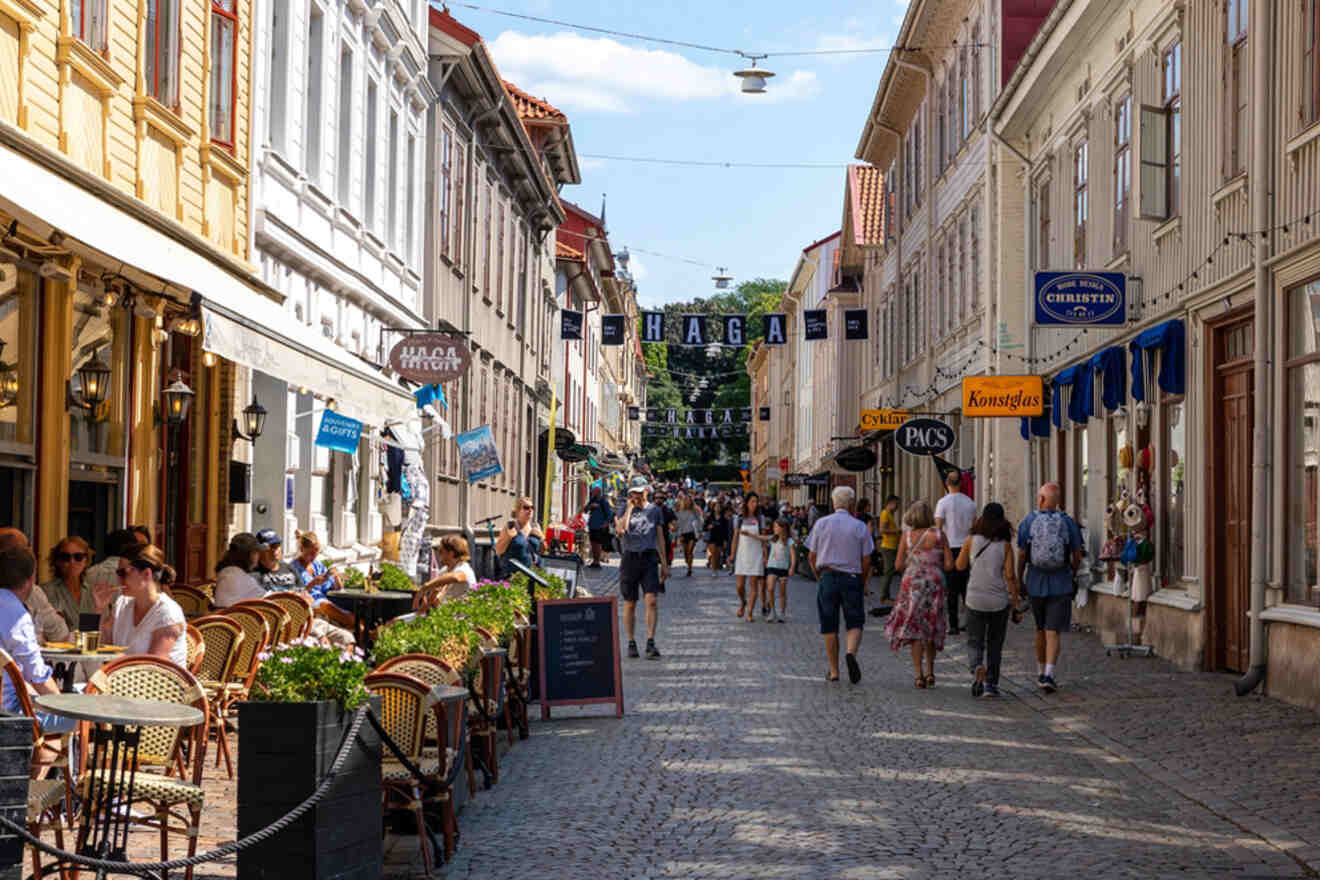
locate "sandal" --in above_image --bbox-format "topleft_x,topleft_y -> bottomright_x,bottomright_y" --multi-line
914,676 -> 926,689
925,674 -> 936,688
736,602 -> 745,618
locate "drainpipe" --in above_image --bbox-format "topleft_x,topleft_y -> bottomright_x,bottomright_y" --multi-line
1236,0 -> 1274,697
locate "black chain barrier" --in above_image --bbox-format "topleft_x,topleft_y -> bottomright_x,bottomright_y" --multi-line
0,703 -> 437,877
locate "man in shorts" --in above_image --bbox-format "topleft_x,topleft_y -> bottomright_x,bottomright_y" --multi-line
582,487 -> 613,569
615,476 -> 669,659
806,486 -> 874,684
1017,482 -> 1083,693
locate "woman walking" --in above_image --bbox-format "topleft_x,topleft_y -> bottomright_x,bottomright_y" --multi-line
954,503 -> 1020,697
732,492 -> 769,621
764,518 -> 794,623
885,501 -> 951,688
706,503 -> 729,573
675,492 -> 701,577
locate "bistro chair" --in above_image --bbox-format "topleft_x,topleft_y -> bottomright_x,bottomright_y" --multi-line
473,626 -> 514,750
184,623 -> 206,674
81,657 -> 209,880
264,591 -> 314,640
233,598 -> 292,646
375,654 -> 475,797
364,671 -> 457,869
170,585 -> 212,618
216,605 -> 270,773
191,614 -> 246,780
505,617 -> 534,741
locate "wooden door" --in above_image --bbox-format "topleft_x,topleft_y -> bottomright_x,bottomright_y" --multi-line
1210,318 -> 1254,672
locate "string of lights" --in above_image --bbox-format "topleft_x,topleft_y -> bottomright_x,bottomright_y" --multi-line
577,153 -> 851,170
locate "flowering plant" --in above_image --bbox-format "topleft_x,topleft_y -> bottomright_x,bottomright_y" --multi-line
251,638 -> 370,710
371,606 -> 482,678
376,563 -> 415,593
508,568 -> 569,602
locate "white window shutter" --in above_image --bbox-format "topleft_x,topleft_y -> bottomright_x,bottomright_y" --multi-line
1138,105 -> 1169,220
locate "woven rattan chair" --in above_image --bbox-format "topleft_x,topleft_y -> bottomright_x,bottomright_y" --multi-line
234,598 -> 292,647
374,654 -> 470,798
264,591 -> 314,640
473,626 -> 514,749
506,617 -> 533,740
184,623 -> 205,674
217,605 -> 269,770
81,657 -> 209,880
169,585 -> 211,618
192,615 -> 246,779
365,671 -> 456,868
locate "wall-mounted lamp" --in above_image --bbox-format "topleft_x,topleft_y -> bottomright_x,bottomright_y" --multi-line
66,354 -> 112,412
0,340 -> 16,408
232,396 -> 267,443
160,378 -> 195,427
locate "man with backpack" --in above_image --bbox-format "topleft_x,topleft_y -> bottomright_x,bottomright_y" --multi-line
1016,482 -> 1083,693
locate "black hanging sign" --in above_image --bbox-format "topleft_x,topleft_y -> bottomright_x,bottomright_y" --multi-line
836,446 -> 878,472
723,315 -> 746,346
641,311 -> 665,343
758,406 -> 771,421
538,596 -> 624,719
740,408 -> 753,423
762,313 -> 787,345
894,417 -> 956,456
844,308 -> 869,340
783,473 -> 807,487
627,406 -> 640,421
601,314 -> 625,345
540,426 -> 576,451
804,472 -> 831,487
560,310 -> 583,340
645,407 -> 662,422
804,309 -> 828,340
681,314 -> 707,345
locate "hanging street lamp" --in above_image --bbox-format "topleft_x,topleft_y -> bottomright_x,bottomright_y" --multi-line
160,378 -> 195,426
734,56 -> 774,93
66,353 -> 112,412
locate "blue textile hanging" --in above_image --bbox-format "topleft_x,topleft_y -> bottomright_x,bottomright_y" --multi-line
1130,319 -> 1186,401
1089,346 -> 1127,412
414,383 -> 447,411
1052,365 -> 1086,426
1020,410 -> 1052,439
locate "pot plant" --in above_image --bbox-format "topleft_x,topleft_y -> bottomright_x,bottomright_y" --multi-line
237,640 -> 381,880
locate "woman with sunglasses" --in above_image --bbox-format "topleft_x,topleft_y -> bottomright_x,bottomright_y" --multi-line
93,543 -> 187,667
39,537 -> 96,640
495,496 -> 543,579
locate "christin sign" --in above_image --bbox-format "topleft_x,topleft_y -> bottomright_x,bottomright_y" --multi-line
1033,272 -> 1126,325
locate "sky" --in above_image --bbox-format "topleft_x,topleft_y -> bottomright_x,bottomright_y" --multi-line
443,0 -> 910,308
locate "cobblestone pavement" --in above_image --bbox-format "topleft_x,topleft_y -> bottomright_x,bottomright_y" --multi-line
426,562 -> 1320,880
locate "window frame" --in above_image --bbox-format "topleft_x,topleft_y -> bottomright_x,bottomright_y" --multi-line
1073,139 -> 1088,269
72,0 -> 109,53
1159,391 -> 1186,586
336,44 -> 354,205
208,0 -> 238,147
1305,0 -> 1320,128
1225,5 -> 1249,179
145,0 -> 181,108
1285,278 -> 1320,605
970,205 -> 980,311
439,126 -> 452,259
1037,177 -> 1051,270
1113,93 -> 1131,254
1164,40 -> 1182,215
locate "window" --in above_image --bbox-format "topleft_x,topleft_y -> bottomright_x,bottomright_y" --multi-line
209,1 -> 237,146
336,47 -> 353,204
937,83 -> 947,172
1107,411 -> 1129,502
268,0 -> 290,152
1306,1 -> 1320,127
387,110 -> 399,248
884,161 -> 896,243
496,199 -> 506,312
1074,425 -> 1089,535
947,66 -> 958,161
960,46 -> 970,140
1037,179 -> 1051,270
452,140 -> 465,270
971,24 -> 981,123
405,134 -> 416,263
304,7 -> 324,179
364,79 -> 377,230
936,243 -> 946,338
1226,1 -> 1249,178
1286,278 -> 1320,605
1141,42 -> 1180,220
970,206 -> 980,310
958,220 -> 967,315
1073,140 -> 1088,268
518,224 -> 528,334
145,0 -> 180,107
912,115 -> 922,203
1161,394 -> 1185,585
482,178 -> 492,297
1113,94 -> 1131,253
72,0 -> 108,52
439,127 -> 452,259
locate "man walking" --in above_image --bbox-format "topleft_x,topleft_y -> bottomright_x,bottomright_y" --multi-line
935,471 -> 977,634
582,487 -> 613,569
806,486 -> 874,684
1017,482 -> 1083,692
870,494 -> 903,616
615,476 -> 669,660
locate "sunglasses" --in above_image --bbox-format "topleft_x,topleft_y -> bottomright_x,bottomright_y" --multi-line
55,552 -> 87,563
115,560 -> 153,579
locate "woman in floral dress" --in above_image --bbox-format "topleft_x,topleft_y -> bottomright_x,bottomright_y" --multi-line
884,500 -> 952,688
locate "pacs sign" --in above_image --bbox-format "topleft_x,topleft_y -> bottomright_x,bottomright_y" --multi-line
894,417 -> 956,457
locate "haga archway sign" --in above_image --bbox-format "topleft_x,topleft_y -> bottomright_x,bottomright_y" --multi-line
389,333 -> 472,384
894,417 -> 956,457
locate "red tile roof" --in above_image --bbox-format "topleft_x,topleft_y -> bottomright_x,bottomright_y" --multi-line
429,7 -> 481,46
503,80 -> 566,123
847,165 -> 886,246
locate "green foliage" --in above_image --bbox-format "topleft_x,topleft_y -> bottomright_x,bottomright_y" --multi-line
251,640 -> 370,710
342,568 -> 366,590
508,568 -> 569,602
377,563 -> 415,592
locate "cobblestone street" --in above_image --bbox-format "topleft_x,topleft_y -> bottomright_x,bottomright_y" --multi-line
429,563 -> 1320,879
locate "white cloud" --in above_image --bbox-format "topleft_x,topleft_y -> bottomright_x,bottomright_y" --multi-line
626,252 -> 648,282
579,156 -> 608,171
488,30 -> 818,113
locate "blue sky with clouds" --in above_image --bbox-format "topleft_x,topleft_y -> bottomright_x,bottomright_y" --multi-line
447,0 -> 909,307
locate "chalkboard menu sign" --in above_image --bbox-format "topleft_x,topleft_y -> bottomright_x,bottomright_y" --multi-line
537,597 -> 624,719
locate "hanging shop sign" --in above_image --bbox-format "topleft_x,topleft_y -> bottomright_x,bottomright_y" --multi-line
314,409 -> 363,454
860,408 -> 908,431
643,407 -> 752,424
540,426 -> 576,451
804,472 -> 831,487
388,333 -> 472,384
723,315 -> 745,345
1033,272 -> 1126,326
783,473 -> 807,487
561,310 -> 584,340
601,314 -> 625,345
763,314 -> 787,345
641,311 -> 665,343
681,314 -> 707,345
844,308 -> 869,340
627,406 -> 640,421
456,425 -> 503,484
758,406 -> 771,421
894,417 -> 956,456
803,309 -> 828,340
961,375 -> 1045,417
835,445 -> 877,472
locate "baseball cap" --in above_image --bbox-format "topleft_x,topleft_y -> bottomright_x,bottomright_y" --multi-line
254,528 -> 282,548
627,476 -> 649,494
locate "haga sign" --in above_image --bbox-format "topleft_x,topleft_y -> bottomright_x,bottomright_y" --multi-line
962,376 -> 1045,417
389,334 -> 472,384
894,418 -> 956,456
1034,272 -> 1126,325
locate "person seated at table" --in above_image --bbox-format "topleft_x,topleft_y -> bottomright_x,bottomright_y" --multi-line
287,531 -> 356,647
414,535 -> 477,613
79,527 -> 147,621
213,533 -> 265,607
94,543 -> 186,668
33,536 -> 98,644
496,497 -> 543,579
0,544 -> 77,762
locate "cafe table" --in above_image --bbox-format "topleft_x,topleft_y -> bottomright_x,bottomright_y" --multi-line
331,589 -> 416,649
39,646 -> 120,693
33,693 -> 204,873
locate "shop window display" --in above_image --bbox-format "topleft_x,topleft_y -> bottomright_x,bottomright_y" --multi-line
1160,395 -> 1185,585
1286,279 -> 1320,606
0,271 -> 37,532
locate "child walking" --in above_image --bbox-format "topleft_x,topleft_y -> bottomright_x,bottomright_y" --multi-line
764,518 -> 795,623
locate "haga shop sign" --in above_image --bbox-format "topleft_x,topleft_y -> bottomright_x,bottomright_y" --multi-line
894,418 -> 956,457
389,333 -> 472,384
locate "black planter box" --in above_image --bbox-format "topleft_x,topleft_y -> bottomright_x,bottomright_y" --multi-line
237,698 -> 382,880
0,712 -> 32,880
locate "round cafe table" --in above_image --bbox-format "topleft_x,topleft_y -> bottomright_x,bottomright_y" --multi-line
331,589 -> 416,650
38,648 -> 117,693
33,693 -> 203,874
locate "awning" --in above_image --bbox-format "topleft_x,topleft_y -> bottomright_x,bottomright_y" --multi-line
1131,319 -> 1186,401
203,304 -> 413,427
1051,366 -> 1087,427
1019,410 -> 1051,440
1089,346 -> 1127,412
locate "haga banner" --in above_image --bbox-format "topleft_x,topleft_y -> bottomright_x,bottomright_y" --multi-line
758,406 -> 771,421
561,309 -> 584,340
844,308 -> 869,340
601,314 -> 625,345
642,424 -> 748,439
314,409 -> 363,454
681,314 -> 707,345
723,315 -> 745,345
762,313 -> 787,345
456,425 -> 503,484
962,375 -> 1045,417
643,407 -> 753,424
804,309 -> 828,340
627,406 -> 640,421
641,311 -> 665,343
1033,271 -> 1126,325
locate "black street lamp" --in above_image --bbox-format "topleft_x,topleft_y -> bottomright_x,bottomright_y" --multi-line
160,378 -> 195,426
232,395 -> 266,443
67,353 -> 112,411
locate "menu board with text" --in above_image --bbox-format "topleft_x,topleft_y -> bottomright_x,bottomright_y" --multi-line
537,597 -> 624,719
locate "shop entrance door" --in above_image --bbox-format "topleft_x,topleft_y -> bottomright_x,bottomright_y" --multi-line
1209,316 -> 1254,673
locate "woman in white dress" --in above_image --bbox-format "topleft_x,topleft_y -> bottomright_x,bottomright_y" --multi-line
731,493 -> 770,622
93,542 -> 187,668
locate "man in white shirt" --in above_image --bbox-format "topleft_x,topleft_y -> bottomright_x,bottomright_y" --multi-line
934,471 -> 977,634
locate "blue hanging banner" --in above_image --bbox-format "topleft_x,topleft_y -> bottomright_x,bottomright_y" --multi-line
314,410 -> 363,454
1034,272 -> 1126,325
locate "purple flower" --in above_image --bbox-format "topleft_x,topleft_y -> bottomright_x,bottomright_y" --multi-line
278,656 -> 295,664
